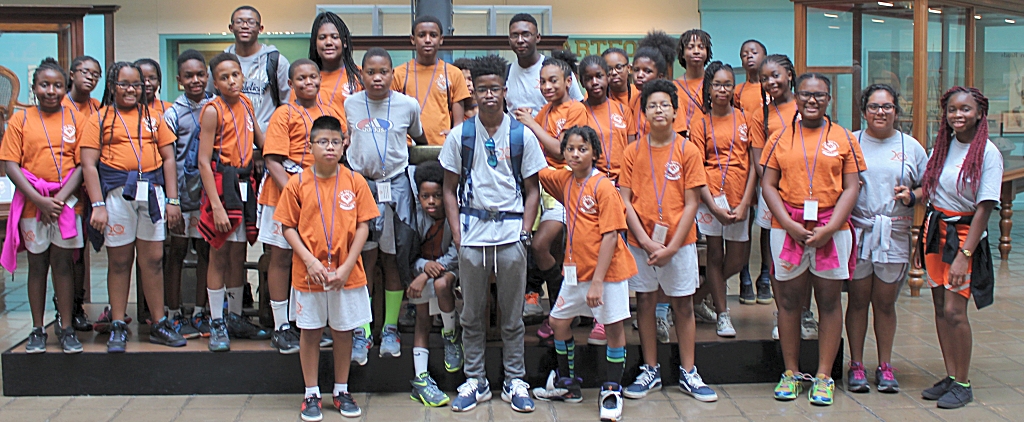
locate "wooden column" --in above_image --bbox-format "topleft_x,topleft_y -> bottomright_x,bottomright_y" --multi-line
795,3 -> 807,76
965,7 -> 976,87
908,0 -> 929,297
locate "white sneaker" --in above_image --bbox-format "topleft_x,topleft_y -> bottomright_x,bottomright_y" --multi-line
599,382 -> 623,421
694,301 -> 717,324
716,310 -> 736,337
801,310 -> 818,340
771,311 -> 779,340
656,316 -> 671,344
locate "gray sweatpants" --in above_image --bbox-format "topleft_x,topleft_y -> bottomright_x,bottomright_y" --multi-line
459,242 -> 527,382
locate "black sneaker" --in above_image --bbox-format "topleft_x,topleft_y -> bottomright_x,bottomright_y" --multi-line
60,330 -> 83,354
107,321 -> 128,353
173,313 -> 201,339
300,395 -> 323,422
272,324 -> 300,354
936,383 -> 973,409
26,327 -> 47,354
94,307 -> 133,333
333,392 -> 361,418
756,274 -> 774,304
72,306 -> 92,332
150,317 -> 187,347
739,282 -> 756,305
226,312 -> 271,340
922,376 -> 956,400
191,311 -> 212,337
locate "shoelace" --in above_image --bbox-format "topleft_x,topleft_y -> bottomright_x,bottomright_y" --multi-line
878,364 -> 897,381
509,379 -> 530,397
635,367 -> 658,386
457,380 -> 480,397
685,370 -> 708,389
353,334 -> 371,349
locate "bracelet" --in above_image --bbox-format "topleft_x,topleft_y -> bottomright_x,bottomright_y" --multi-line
91,201 -> 105,208
907,191 -> 917,207
165,198 -> 181,206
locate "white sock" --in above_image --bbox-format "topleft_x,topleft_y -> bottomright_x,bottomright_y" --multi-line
168,308 -> 181,318
440,311 -> 457,333
413,347 -> 429,376
270,300 -> 290,330
305,386 -> 320,398
334,383 -> 348,396
208,288 -> 226,320
226,286 -> 244,316
193,306 -> 205,317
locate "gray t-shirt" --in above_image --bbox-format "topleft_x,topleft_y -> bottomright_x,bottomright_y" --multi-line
345,91 -> 424,181
439,114 -> 547,246
505,54 -> 585,115
222,44 -> 291,133
929,138 -> 1003,213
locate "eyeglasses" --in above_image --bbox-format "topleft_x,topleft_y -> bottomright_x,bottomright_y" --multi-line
474,85 -> 503,95
711,82 -> 734,90
866,103 -> 896,112
608,64 -> 629,74
311,139 -> 344,147
114,82 -> 143,90
484,137 -> 498,167
143,75 -> 160,83
646,102 -> 673,111
233,18 -> 260,27
796,91 -> 829,101
74,69 -> 102,79
509,32 -> 535,41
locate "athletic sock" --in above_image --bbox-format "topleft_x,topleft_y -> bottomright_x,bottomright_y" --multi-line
271,300 -> 289,329
655,303 -> 670,320
606,346 -> 626,384
334,383 -> 348,396
413,347 -> 429,376
208,288 -> 226,320
360,323 -> 371,337
554,338 -> 576,378
193,306 -> 205,318
440,311 -> 457,333
305,386 -> 320,398
226,286 -> 244,316
384,290 -> 404,327
168,308 -> 181,318
956,381 -> 970,388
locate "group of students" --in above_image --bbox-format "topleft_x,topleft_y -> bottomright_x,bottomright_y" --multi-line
0,4 -> 1004,421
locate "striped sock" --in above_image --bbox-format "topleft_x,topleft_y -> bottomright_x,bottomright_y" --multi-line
607,346 -> 626,384
554,338 -> 576,378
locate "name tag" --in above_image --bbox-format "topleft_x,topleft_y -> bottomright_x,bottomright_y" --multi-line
376,180 -> 392,203
651,222 -> 669,245
803,199 -> 819,222
239,182 -> 248,202
713,194 -> 731,211
323,269 -> 336,290
563,264 -> 578,286
64,194 -> 78,209
135,180 -> 149,201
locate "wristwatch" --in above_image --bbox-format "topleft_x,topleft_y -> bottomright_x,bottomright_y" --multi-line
961,248 -> 973,258
520,230 -> 532,246
165,198 -> 181,206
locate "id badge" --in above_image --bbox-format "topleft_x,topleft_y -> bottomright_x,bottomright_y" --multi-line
713,194 -> 731,211
803,198 -> 819,222
135,180 -> 149,201
323,268 -> 336,290
651,222 -> 669,245
239,182 -> 248,202
64,194 -> 78,209
564,263 -> 578,286
376,180 -> 393,203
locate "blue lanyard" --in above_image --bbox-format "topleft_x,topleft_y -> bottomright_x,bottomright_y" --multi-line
798,123 -> 826,196
586,101 -> 614,173
313,167 -> 341,268
114,108 -> 145,174
366,93 -> 392,178
224,102 -> 251,165
563,169 -> 595,262
676,79 -> 703,123
38,106 -> 67,184
291,100 -> 330,169
708,110 -> 738,193
646,133 -> 677,221
66,93 -> 97,114
773,103 -> 788,138
407,60 -> 440,112
329,69 -> 352,107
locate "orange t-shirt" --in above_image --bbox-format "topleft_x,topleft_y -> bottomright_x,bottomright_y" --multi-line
734,81 -> 764,116
536,100 -> 589,167
0,107 -> 86,217
81,106 -> 175,172
761,123 -> 867,229
748,100 -> 797,150
619,135 -> 706,247
689,107 -> 750,208
585,99 -> 636,181
203,96 -> 256,168
391,60 -> 472,146
260,102 -> 343,207
274,166 -> 380,292
149,100 -> 172,116
539,167 -> 638,282
630,84 -> 693,139
289,67 -> 363,110
62,95 -> 100,119
609,87 -> 631,105
673,77 -> 704,133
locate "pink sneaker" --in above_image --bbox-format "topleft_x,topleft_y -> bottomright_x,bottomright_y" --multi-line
537,319 -> 553,340
588,323 -> 607,345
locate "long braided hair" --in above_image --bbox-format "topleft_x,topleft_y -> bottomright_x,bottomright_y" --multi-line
701,61 -> 735,114
759,54 -> 795,136
98,61 -> 153,165
921,86 -> 990,198
309,11 -> 362,94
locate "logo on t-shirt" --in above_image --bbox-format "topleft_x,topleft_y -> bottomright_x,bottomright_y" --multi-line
738,123 -> 749,143
665,161 -> 682,181
143,117 -> 159,133
891,150 -> 905,161
436,75 -> 449,91
580,194 -> 598,215
338,190 -> 356,210
355,118 -> 392,134
62,125 -> 77,143
246,115 -> 254,132
553,118 -> 568,137
821,139 -> 840,157
611,113 -> 627,129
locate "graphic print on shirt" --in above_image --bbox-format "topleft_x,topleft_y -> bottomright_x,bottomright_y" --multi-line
62,125 -> 77,144
355,118 -> 393,133
665,160 -> 682,181
143,117 -> 159,133
821,139 -> 840,157
611,113 -> 627,129
339,189 -> 356,211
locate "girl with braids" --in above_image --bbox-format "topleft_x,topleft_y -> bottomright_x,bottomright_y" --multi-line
303,11 -> 362,109
63,55 -> 102,118
514,50 -> 587,341
688,61 -> 754,338
845,84 -> 927,395
917,87 -> 1001,409
579,54 -> 637,182
135,58 -> 172,115
735,40 -> 768,116
0,58 -> 87,354
601,47 -> 632,106
80,61 -> 187,353
760,73 -> 865,406
673,29 -> 712,134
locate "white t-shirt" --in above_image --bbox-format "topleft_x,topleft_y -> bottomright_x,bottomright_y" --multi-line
439,114 -> 547,246
852,130 -> 928,223
929,138 -> 1003,213
345,91 -> 424,181
505,54 -> 585,115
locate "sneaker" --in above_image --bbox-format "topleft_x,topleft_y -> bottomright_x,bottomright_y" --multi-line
624,364 -> 662,399
26,327 -> 47,354
442,329 -> 463,372
532,370 -> 583,403
320,331 -> 333,347
599,382 -> 623,422
333,392 -> 362,418
379,324 -> 401,358
922,376 -> 956,400
774,370 -> 802,401
875,363 -> 900,393
399,303 -> 417,327
150,317 -> 187,347
106,320 -> 128,353
771,311 -> 780,340
936,382 -> 973,409
808,375 -> 835,406
679,365 -> 718,402
756,275 -> 774,304
173,313 -> 201,339
451,378 -> 491,412
351,328 -> 371,365
191,311 -> 212,337
716,311 -> 736,337
300,396 -> 323,422
502,378 -> 535,412
694,301 -> 717,323
523,292 -> 544,317
589,323 -> 608,345
801,310 -> 818,340
656,316 -> 671,343
739,282 -> 756,305
272,324 -> 300,355
536,319 -> 553,341
93,307 -> 132,333
847,361 -> 869,393
410,372 -> 450,407
208,318 -> 231,352
60,330 -> 83,354
72,307 -> 92,332
226,312 -> 271,340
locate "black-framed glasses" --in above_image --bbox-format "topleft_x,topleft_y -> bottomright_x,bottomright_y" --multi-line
474,85 -> 503,95
796,91 -> 829,101
866,103 -> 896,113
484,138 -> 497,167
74,69 -> 102,79
233,18 -> 260,27
608,64 -> 628,74
311,139 -> 344,147
114,82 -> 143,90
646,102 -> 673,111
508,32 -> 535,41
711,82 -> 734,90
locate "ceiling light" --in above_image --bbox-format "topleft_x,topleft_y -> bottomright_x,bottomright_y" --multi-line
975,15 -> 982,19
824,13 -> 838,18
828,25 -> 840,29
872,18 -> 885,23
928,8 -> 942,14
877,1 -> 893,6
1007,19 -> 1017,24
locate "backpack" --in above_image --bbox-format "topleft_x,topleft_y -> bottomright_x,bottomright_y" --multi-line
266,51 -> 281,108
458,116 -> 524,205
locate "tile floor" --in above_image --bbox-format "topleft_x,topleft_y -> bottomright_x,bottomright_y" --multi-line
1,208 -> 1024,421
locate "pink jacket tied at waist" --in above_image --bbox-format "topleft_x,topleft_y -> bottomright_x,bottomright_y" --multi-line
779,202 -> 856,278
1,169 -> 78,272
